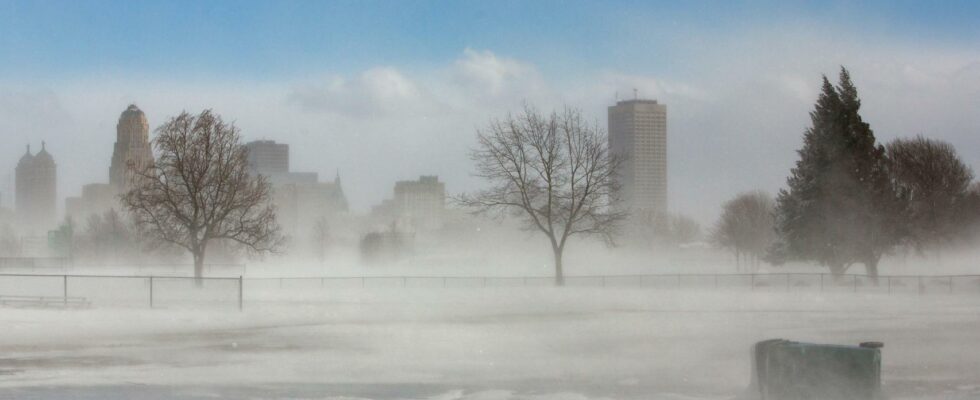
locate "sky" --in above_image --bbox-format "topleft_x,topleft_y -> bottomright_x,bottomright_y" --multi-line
1,0 -> 979,225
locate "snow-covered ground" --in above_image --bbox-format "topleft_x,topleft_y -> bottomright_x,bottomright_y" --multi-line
1,288 -> 979,399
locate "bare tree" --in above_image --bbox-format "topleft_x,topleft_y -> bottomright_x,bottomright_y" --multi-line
457,105 -> 626,286
667,214 -> 702,246
887,136 -> 975,254
712,191 -> 776,272
77,208 -> 138,263
122,110 -> 282,284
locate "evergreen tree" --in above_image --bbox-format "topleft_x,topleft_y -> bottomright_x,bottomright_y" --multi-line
773,68 -> 901,282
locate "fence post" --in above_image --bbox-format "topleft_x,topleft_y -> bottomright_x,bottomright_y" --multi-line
149,276 -> 154,308
63,275 -> 68,307
238,275 -> 243,311
820,274 -> 824,292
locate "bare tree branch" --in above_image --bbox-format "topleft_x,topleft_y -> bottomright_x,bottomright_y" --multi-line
122,110 -> 283,284
455,105 -> 626,285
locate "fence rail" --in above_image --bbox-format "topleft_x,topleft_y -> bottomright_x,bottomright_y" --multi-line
0,273 -> 242,309
0,272 -> 977,310
243,272 -> 980,295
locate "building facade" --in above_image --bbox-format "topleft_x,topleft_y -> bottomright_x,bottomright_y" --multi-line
246,140 -> 290,177
373,175 -> 446,231
243,140 -> 349,242
608,99 -> 667,215
15,143 -> 57,231
109,104 -> 154,188
67,105 -> 154,220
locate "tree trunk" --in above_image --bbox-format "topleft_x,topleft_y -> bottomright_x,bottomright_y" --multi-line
193,248 -> 206,288
553,246 -> 565,287
864,256 -> 880,286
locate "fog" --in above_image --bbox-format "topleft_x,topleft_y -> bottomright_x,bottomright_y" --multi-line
3,2 -> 980,400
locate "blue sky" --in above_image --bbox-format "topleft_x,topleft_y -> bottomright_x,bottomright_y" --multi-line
2,0 -> 978,80
1,1 -> 979,223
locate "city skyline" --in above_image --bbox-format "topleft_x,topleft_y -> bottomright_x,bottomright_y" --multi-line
2,1 -> 979,224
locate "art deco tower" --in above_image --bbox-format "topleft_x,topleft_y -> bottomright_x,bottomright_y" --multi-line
109,104 -> 154,188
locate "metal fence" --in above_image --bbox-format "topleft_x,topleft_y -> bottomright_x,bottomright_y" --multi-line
0,273 -> 242,309
245,272 -> 980,295
1,272 -> 978,310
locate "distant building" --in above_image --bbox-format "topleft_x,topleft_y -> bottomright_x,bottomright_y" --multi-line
608,99 -> 667,215
65,183 -> 117,220
373,175 -> 446,231
275,174 -> 348,237
245,140 -> 321,186
67,105 -> 154,220
15,143 -> 57,232
243,140 -> 348,240
246,140 -> 290,176
109,104 -> 154,188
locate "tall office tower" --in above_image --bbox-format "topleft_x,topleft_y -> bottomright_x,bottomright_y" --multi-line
109,104 -> 154,188
15,143 -> 57,231
245,140 -> 290,177
608,99 -> 667,215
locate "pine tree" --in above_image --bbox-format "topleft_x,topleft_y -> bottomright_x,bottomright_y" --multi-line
773,68 -> 901,283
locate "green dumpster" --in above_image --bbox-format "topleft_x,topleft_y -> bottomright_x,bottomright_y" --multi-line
743,339 -> 883,400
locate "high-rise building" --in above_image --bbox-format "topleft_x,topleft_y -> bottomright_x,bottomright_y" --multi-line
608,99 -> 667,215
246,140 -> 290,177
109,104 -> 154,188
243,139 -> 348,240
15,143 -> 57,231
67,105 -> 152,219
372,175 -> 446,231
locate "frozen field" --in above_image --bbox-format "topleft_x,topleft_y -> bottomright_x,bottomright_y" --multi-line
1,288 -> 979,399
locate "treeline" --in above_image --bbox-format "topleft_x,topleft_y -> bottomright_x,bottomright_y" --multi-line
712,68 -> 980,280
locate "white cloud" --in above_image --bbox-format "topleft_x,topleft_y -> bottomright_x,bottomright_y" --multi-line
288,67 -> 434,119
451,48 -> 545,100
1,39 -> 978,227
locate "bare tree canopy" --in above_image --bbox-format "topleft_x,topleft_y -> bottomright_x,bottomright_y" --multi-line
458,105 -> 625,285
76,208 -> 139,263
887,136 -> 976,252
122,109 -> 282,282
712,191 -> 775,272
